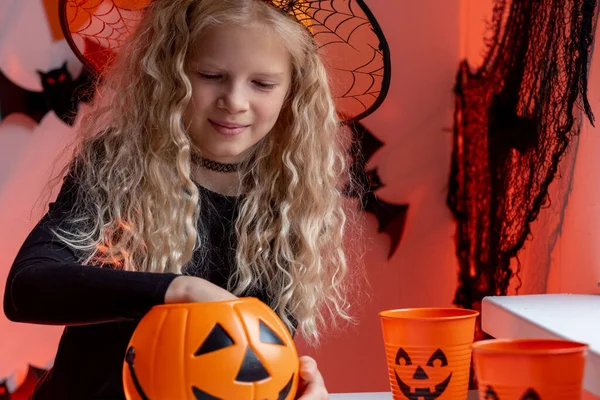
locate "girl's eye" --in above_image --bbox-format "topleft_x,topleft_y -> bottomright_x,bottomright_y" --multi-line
198,73 -> 221,80
197,73 -> 276,90
254,81 -> 276,90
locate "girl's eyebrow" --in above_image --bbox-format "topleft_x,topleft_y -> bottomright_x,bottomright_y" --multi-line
190,61 -> 221,70
252,72 -> 287,79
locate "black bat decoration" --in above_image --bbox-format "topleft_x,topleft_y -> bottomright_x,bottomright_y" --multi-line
0,364 -> 49,400
0,61 -> 93,126
0,380 -> 8,400
362,169 -> 408,259
346,121 -> 409,259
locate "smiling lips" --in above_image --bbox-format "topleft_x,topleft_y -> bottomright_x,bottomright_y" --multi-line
209,119 -> 249,136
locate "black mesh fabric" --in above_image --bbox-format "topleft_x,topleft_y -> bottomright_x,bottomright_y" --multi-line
448,0 -> 598,341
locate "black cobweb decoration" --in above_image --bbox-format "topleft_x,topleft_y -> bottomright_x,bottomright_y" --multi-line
447,0 -> 598,345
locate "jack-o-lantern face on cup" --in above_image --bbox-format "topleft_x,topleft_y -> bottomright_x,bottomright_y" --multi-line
484,386 -> 541,400
379,307 -> 479,400
393,347 -> 452,400
472,338 -> 588,400
122,298 -> 299,400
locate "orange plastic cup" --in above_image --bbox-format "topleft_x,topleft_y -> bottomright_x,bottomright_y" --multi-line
379,308 -> 479,400
472,338 -> 588,400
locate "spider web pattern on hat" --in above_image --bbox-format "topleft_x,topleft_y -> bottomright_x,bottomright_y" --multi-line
59,0 -> 391,122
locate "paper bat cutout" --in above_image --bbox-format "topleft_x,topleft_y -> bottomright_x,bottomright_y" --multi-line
0,380 -> 9,400
11,365 -> 47,400
0,61 -> 93,126
0,364 -> 48,400
362,169 -> 408,258
346,122 -> 409,259
352,121 -> 385,163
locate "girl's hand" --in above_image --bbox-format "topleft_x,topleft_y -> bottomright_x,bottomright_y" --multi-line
296,356 -> 328,399
164,275 -> 238,304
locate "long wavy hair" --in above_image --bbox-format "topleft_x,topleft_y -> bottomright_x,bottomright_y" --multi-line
55,0 -> 360,343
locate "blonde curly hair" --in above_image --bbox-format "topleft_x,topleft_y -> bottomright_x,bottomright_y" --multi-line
55,0 -> 361,343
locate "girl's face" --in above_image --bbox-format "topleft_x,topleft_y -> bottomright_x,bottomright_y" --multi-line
185,23 -> 292,163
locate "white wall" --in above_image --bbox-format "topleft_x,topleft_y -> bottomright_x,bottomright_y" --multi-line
0,0 -> 79,389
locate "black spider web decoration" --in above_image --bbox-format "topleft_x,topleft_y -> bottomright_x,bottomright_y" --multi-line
274,0 -> 391,122
74,2 -> 131,46
60,0 -> 148,74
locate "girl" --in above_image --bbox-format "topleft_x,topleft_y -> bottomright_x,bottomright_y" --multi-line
3,0 -> 389,398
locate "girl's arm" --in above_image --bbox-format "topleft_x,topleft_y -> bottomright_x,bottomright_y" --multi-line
4,174 -> 241,326
3,174 -> 179,325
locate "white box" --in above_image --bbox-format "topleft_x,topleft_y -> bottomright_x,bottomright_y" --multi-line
481,294 -> 600,396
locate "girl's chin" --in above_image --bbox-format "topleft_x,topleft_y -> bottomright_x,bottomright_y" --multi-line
192,136 -> 265,162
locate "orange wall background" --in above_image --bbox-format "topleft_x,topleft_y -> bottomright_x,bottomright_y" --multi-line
297,0 -> 600,395
296,0 -> 462,392
0,0 -> 599,395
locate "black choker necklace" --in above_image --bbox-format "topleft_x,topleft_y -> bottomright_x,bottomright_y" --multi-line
191,154 -> 241,173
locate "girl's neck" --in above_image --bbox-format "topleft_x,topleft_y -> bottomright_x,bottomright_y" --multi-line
191,166 -> 241,196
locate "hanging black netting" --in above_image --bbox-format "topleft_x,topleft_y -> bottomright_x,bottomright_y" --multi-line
448,0 -> 598,338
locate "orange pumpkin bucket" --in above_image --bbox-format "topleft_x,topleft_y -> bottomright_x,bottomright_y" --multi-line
122,297 -> 299,400
379,307 -> 479,400
472,338 -> 588,400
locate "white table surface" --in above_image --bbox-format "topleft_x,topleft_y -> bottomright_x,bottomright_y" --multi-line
329,393 -> 391,399
329,391 -> 479,399
482,294 -> 600,396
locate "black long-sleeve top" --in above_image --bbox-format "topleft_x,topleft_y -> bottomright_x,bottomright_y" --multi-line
3,174 -> 279,399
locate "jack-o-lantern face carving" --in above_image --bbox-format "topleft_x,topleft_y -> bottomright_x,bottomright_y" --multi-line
485,386 -> 542,400
393,348 -> 452,400
122,298 -> 299,400
484,386 -> 499,400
